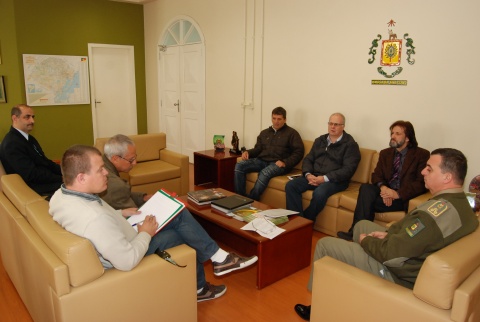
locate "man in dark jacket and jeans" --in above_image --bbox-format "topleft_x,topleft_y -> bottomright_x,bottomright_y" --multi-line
286,113 -> 360,221
234,106 -> 304,201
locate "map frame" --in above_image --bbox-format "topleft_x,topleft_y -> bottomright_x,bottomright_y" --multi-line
23,54 -> 91,106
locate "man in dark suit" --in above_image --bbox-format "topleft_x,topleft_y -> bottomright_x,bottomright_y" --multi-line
0,104 -> 62,197
337,120 -> 429,241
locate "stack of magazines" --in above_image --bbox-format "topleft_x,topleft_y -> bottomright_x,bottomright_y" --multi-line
187,189 -> 226,206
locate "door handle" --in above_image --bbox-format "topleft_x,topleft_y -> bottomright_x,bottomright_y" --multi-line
174,100 -> 180,112
95,100 -> 102,107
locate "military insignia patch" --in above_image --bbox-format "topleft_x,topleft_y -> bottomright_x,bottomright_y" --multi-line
406,218 -> 425,237
427,200 -> 448,217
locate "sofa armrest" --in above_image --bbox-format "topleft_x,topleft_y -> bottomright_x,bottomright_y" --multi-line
160,149 -> 189,167
160,149 -> 189,195
55,244 -> 197,322
310,256 -> 451,322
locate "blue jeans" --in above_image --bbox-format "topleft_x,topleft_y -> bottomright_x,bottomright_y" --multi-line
234,158 -> 288,201
285,176 -> 348,221
145,209 -> 219,290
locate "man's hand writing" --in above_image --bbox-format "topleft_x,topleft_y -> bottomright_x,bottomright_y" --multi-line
137,215 -> 158,237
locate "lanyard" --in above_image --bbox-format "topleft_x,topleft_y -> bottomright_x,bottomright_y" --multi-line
156,250 -> 187,268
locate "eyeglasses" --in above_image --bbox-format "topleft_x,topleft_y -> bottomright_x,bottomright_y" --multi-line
117,155 -> 137,164
251,218 -> 277,235
327,122 -> 344,127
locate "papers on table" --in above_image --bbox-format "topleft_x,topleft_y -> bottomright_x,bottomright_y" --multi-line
239,208 -> 297,238
241,216 -> 286,239
254,209 -> 298,218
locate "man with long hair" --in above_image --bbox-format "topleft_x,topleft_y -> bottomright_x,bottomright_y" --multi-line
338,121 -> 429,241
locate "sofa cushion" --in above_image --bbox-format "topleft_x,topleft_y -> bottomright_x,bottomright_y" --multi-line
1,174 -> 44,218
129,160 -> 181,186
294,140 -> 313,171
351,148 -> 376,184
26,200 -> 105,287
413,223 -> 480,309
339,191 -> 360,212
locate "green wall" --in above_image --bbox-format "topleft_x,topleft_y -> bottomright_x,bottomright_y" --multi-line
0,0 -> 146,159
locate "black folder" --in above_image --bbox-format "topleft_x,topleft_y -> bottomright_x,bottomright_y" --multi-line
211,195 -> 254,210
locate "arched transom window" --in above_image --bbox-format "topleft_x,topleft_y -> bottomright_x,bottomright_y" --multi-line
162,19 -> 202,46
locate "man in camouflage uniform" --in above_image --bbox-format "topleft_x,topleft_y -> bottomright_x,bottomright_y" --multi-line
294,148 -> 479,321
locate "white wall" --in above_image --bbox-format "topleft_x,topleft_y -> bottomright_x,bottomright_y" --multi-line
144,0 -> 480,188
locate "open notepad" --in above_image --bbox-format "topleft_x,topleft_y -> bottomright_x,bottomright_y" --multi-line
127,190 -> 185,233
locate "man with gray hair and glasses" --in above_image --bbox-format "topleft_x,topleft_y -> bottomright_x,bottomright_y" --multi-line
99,134 -> 257,302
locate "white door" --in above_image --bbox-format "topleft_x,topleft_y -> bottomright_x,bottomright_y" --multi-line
158,19 -> 205,162
88,44 -> 138,140
180,43 -> 205,160
159,46 -> 181,153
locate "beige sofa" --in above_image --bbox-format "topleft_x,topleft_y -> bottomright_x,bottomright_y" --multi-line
0,174 -> 197,322
245,140 -> 429,235
95,133 -> 189,196
310,219 -> 480,321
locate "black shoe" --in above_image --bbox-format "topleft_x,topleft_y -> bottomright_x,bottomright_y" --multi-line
294,304 -> 311,321
337,230 -> 353,241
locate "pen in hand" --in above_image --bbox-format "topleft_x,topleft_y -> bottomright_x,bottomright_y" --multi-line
132,220 -> 144,227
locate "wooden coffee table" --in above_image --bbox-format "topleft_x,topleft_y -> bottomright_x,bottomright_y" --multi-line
179,189 -> 313,289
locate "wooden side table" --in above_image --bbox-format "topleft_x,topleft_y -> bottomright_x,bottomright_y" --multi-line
193,149 -> 241,191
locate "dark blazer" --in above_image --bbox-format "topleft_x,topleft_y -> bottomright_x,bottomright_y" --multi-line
372,146 -> 430,203
0,126 -> 62,195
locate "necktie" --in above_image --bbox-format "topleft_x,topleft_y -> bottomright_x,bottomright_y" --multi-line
389,152 -> 401,186
29,137 -> 43,157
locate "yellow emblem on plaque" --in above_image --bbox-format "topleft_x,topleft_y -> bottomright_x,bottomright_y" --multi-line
381,37 -> 402,66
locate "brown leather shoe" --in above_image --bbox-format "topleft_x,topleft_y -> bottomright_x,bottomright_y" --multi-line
294,304 -> 311,321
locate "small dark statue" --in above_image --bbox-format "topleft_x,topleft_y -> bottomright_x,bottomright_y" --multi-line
230,131 -> 241,154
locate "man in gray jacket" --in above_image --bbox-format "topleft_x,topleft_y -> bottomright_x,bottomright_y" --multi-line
286,113 -> 360,221
234,106 -> 304,200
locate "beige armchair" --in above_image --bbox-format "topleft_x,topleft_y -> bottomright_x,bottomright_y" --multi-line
310,220 -> 480,322
0,174 -> 197,322
95,133 -> 189,195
